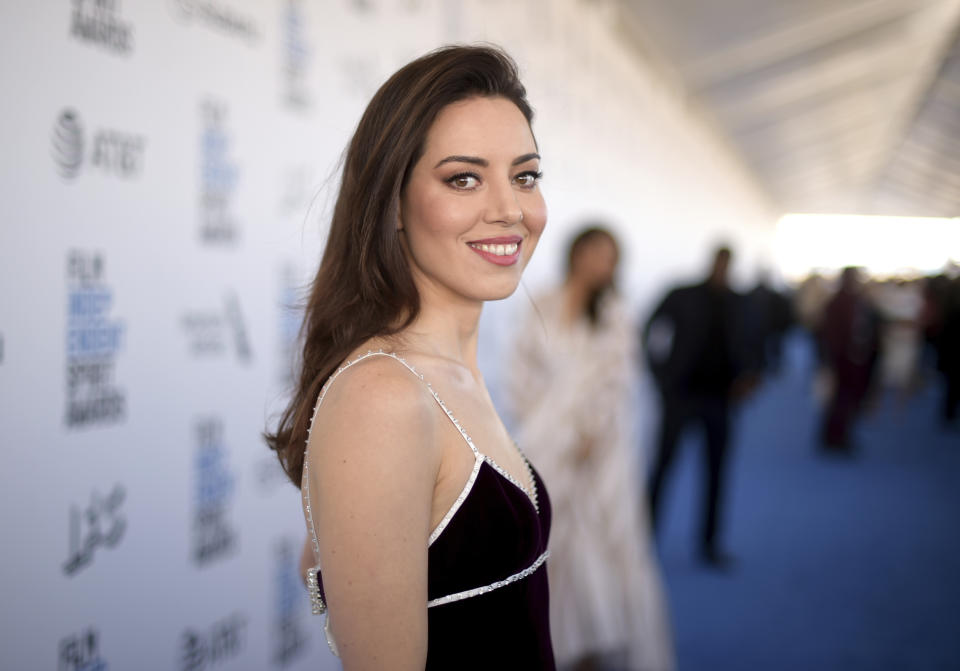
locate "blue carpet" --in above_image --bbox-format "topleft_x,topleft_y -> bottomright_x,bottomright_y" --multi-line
654,332 -> 960,671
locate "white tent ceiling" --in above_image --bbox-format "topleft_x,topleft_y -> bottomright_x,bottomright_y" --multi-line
617,0 -> 960,217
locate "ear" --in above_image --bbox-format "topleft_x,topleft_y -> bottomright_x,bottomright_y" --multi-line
396,206 -> 404,232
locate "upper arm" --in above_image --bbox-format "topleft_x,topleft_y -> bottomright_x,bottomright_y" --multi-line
305,358 -> 438,669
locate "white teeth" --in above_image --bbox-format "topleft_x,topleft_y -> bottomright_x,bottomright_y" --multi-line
470,242 -> 519,256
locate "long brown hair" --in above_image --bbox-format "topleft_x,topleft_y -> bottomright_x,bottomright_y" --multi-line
265,45 -> 535,487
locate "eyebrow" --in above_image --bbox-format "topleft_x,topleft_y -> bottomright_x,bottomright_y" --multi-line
433,152 -> 541,169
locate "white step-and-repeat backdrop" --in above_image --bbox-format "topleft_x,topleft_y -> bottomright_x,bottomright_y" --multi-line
0,2 -> 774,669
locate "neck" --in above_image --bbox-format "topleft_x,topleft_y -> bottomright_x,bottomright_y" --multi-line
397,280 -> 483,375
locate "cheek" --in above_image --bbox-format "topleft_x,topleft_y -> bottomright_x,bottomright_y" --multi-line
524,195 -> 548,238
411,191 -> 475,239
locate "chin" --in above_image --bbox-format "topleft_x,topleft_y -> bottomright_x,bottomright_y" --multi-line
468,277 -> 523,303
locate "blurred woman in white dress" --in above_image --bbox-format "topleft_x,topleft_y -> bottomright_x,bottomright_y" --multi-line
506,226 -> 675,671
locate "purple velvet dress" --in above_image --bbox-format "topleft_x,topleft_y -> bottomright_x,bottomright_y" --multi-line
302,351 -> 556,670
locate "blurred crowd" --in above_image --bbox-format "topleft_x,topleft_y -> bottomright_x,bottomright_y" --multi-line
795,266 -> 960,441
507,226 -> 958,671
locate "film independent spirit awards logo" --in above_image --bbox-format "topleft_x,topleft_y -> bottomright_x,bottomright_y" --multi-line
52,108 -> 146,180
192,416 -> 238,566
282,0 -> 311,109
199,100 -> 241,244
65,251 -> 127,428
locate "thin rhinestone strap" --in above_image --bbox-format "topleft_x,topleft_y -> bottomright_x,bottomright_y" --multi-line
426,550 -> 550,608
301,349 -> 539,622
428,454 -> 482,546
301,350 -> 484,588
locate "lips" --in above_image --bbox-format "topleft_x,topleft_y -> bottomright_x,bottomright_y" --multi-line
467,235 -> 523,266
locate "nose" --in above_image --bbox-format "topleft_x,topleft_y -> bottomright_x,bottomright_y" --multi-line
485,178 -> 523,226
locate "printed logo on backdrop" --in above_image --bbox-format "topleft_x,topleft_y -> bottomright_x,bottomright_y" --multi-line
59,627 -> 109,671
180,612 -> 247,671
192,417 -> 238,566
70,0 -> 134,55
170,0 -> 260,44
53,110 -> 84,179
63,483 -> 127,577
181,292 -> 252,362
272,538 -> 310,666
282,0 -> 311,110
52,109 -> 146,181
65,251 -> 127,428
199,100 -> 241,245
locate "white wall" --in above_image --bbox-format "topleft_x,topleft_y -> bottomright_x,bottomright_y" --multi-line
0,2 -> 774,670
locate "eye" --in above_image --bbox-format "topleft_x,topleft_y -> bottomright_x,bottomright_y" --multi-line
446,172 -> 480,190
514,170 -> 543,189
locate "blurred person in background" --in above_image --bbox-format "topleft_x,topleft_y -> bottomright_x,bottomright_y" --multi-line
795,273 -> 831,337
817,267 -> 882,454
933,276 -> 960,427
643,246 -> 755,569
919,275 -> 950,376
743,270 -> 794,376
874,279 -> 924,401
508,226 -> 675,671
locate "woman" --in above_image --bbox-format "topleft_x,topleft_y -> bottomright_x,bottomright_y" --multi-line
265,46 -> 554,669
507,227 -> 674,671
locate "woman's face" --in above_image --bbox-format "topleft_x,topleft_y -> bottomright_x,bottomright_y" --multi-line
572,235 -> 618,291
399,95 -> 546,305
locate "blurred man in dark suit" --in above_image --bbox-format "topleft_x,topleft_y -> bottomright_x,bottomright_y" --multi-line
818,267 -> 881,453
643,246 -> 755,569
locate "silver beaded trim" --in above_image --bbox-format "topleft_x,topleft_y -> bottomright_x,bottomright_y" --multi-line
300,349 -> 542,623
306,567 -> 325,615
426,550 -> 550,608
483,453 -> 539,513
429,453 -> 483,546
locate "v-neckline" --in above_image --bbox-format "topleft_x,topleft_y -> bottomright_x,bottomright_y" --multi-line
476,447 -> 539,513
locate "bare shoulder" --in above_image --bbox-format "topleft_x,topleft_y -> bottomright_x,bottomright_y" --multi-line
307,352 -> 440,476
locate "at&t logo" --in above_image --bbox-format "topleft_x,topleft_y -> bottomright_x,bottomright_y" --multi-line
51,108 -> 146,181
53,109 -> 84,179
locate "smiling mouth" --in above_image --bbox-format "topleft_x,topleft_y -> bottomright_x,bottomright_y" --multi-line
466,236 -> 523,266
468,241 -> 519,256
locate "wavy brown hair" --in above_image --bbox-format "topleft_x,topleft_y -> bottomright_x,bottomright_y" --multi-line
265,45 -> 535,487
